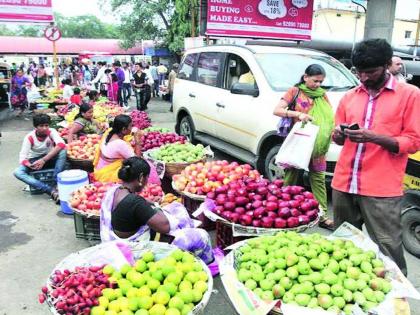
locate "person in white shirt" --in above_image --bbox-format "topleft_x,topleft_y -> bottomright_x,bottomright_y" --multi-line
91,61 -> 109,96
62,79 -> 73,100
122,62 -> 133,107
13,114 -> 67,200
388,56 -> 406,83
45,64 -> 54,86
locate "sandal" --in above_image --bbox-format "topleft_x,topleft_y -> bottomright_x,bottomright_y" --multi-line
319,218 -> 335,231
50,189 -> 60,204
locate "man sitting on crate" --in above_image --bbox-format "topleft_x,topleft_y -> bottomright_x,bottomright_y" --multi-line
14,114 -> 66,201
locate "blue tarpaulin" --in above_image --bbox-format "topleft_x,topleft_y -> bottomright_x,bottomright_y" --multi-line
144,47 -> 171,57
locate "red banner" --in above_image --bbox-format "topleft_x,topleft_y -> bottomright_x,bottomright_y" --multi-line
0,0 -> 53,23
206,0 -> 314,41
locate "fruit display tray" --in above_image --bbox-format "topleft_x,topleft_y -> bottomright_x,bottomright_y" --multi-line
73,210 -> 100,241
68,158 -> 94,173
45,241 -> 213,315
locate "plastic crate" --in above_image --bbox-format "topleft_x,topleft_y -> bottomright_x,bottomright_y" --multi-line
73,211 -> 101,241
29,169 -> 55,195
215,220 -> 250,250
182,195 -> 215,231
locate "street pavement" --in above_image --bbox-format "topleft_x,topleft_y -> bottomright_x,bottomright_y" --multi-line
0,98 -> 419,315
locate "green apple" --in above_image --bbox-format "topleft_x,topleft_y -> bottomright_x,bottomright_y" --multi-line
179,280 -> 193,291
297,261 -> 311,275
264,262 -> 276,274
343,278 -> 357,292
286,267 -> 299,279
359,272 -> 371,283
339,259 -> 353,272
91,306 -> 106,315
305,249 -> 318,259
318,294 -> 333,309
328,259 -> 340,274
356,279 -> 368,290
103,264 -> 115,275
138,285 -> 152,297
308,272 -> 322,284
149,303 -> 166,315
323,272 -> 339,286
342,289 -> 353,303
346,267 -> 361,280
370,278 -> 384,291
353,291 -> 367,307
238,269 -> 252,282
271,285 -> 284,299
371,258 -> 384,268
308,297 -> 319,308
142,251 -> 155,263
331,284 -> 344,297
343,304 -> 355,315
259,279 -> 275,291
279,277 -> 293,290
260,290 -> 274,301
252,271 -> 265,282
295,294 -> 311,306
102,288 -> 117,301
309,258 -> 324,271
366,250 -> 376,260
315,283 -> 330,294
168,296 -> 184,311
300,281 -> 314,295
274,258 -> 286,269
381,280 -> 392,294
363,301 -> 379,312
360,261 -> 373,274
332,250 -> 345,261
374,290 -> 385,303
257,255 -> 269,266
327,305 -> 341,313
282,292 -> 295,303
273,269 -> 286,281
318,252 -> 330,266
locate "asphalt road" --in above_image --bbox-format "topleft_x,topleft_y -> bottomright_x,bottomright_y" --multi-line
0,98 -> 418,315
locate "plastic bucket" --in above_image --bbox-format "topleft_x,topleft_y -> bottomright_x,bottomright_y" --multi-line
57,170 -> 89,215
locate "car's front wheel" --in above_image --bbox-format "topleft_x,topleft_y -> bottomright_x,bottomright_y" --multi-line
179,115 -> 195,143
263,145 -> 285,181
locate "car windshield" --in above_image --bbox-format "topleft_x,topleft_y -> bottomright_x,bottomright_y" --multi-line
255,53 -> 358,91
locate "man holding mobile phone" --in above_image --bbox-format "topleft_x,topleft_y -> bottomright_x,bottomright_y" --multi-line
332,39 -> 420,276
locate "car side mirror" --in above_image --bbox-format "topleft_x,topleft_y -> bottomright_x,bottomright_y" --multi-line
230,82 -> 259,97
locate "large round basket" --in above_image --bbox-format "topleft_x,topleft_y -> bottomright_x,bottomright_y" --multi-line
171,181 -> 215,231
44,241 -> 213,315
68,157 -> 94,173
164,158 -> 206,179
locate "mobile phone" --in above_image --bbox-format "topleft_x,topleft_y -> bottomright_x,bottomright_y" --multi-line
348,123 -> 360,130
340,124 -> 349,132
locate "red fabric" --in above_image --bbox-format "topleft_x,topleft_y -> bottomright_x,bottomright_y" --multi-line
28,135 -> 34,146
332,77 -> 420,197
21,159 -> 30,166
70,94 -> 82,105
57,143 -> 66,149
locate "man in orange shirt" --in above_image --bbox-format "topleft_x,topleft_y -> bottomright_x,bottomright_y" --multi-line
332,39 -> 420,275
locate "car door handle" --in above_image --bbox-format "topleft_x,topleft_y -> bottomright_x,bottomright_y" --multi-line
189,93 -> 196,98
216,102 -> 225,108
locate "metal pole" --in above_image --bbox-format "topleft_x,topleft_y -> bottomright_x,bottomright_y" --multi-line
414,6 -> 420,59
53,40 -> 59,87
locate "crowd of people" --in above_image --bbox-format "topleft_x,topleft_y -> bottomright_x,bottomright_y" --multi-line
9,59 -> 179,116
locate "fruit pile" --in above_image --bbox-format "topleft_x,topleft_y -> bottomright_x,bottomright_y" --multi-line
141,131 -> 186,151
160,193 -> 182,207
173,161 -> 261,196
96,249 -> 209,315
143,126 -> 171,133
93,102 -> 125,123
151,143 -> 205,164
207,178 -> 319,228
39,265 -> 111,314
138,184 -> 164,203
130,110 -> 152,130
58,127 -> 69,139
70,182 -> 114,215
236,232 -> 392,314
67,134 -> 101,160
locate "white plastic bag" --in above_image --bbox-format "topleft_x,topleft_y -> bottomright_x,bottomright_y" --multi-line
275,121 -> 319,171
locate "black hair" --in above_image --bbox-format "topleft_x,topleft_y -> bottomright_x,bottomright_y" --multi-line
63,78 -> 71,85
297,64 -> 326,85
104,69 -> 112,74
352,38 -> 393,70
113,61 -> 121,67
105,114 -> 132,144
118,157 -> 151,182
111,73 -> 118,82
88,90 -> 98,100
74,103 -> 92,120
73,87 -> 81,95
33,113 -> 51,127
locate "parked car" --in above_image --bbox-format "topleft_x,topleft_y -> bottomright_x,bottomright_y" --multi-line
0,62 -> 11,108
173,43 -> 359,180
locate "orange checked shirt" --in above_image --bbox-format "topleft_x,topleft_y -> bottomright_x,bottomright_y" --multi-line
332,75 -> 420,197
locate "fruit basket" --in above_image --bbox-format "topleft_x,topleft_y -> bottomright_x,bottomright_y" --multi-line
172,181 -> 215,231
68,157 -> 94,172
218,223 -> 418,315
215,219 -> 250,250
72,207 -> 101,241
43,241 -> 213,315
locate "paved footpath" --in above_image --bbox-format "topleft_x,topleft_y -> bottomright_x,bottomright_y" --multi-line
0,98 -> 418,315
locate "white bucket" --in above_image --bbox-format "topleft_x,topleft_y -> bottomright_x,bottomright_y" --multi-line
57,170 -> 89,215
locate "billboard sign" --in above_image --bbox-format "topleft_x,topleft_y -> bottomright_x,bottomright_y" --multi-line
0,0 -> 54,24
206,0 -> 314,41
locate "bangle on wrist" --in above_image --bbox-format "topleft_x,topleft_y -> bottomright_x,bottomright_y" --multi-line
285,110 -> 289,118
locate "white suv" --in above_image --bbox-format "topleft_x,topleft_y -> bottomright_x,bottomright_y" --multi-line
173,43 -> 358,180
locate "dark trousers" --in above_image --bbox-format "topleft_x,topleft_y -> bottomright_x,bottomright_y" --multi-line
332,189 -> 407,275
117,86 -> 124,106
153,79 -> 159,97
122,83 -> 131,105
135,86 -> 151,111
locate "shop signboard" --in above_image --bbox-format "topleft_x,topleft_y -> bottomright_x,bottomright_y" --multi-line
0,0 -> 53,24
206,0 -> 314,41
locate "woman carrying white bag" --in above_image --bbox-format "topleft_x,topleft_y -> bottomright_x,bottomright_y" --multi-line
273,64 -> 335,230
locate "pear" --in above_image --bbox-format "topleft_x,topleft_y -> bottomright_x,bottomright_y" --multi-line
282,291 -> 295,303
362,287 -> 376,302
343,278 -> 357,292
295,294 -> 311,307
381,280 -> 392,294
308,272 -> 323,284
342,289 -> 353,302
356,279 -> 368,290
308,297 -> 319,308
318,294 -> 334,309
315,283 -> 331,294
353,291 -> 367,307
328,259 -> 340,274
318,252 -> 330,266
297,261 -> 311,275
309,258 -> 324,270
272,284 -> 285,299
343,304 -> 355,315
274,258 -> 286,269
369,278 -> 383,291
333,296 -> 346,309
339,259 -> 352,272
346,267 -> 361,280
331,284 -> 344,297
360,261 -> 373,274
286,253 -> 299,267
371,258 -> 384,268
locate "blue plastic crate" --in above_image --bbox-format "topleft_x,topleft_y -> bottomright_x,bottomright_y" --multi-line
28,169 -> 55,195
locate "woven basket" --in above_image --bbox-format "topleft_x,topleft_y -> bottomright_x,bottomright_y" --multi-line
216,220 -> 250,250
164,158 -> 206,179
68,157 -> 94,172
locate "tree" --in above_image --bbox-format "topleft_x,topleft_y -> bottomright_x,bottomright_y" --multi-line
107,0 -> 198,53
16,25 -> 43,37
0,25 -> 14,36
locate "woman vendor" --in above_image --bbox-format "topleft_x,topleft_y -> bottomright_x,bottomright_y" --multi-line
100,156 -> 214,264
67,103 -> 102,143
93,114 -> 159,184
